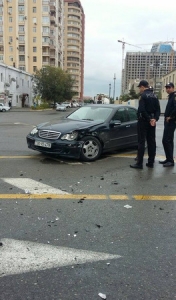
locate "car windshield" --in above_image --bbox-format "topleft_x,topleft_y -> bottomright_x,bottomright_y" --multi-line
67,106 -> 113,122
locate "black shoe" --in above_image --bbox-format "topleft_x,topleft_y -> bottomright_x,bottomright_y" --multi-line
163,162 -> 174,167
146,163 -> 154,168
134,156 -> 138,161
159,160 -> 168,164
130,164 -> 143,169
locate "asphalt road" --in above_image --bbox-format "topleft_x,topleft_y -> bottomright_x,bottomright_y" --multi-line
0,109 -> 176,300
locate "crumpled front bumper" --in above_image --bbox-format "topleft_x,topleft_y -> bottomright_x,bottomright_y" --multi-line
26,135 -> 83,159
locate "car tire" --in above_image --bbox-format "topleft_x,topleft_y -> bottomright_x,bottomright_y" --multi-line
2,109 -> 6,112
80,136 -> 102,162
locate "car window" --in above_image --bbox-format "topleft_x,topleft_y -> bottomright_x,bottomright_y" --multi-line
126,107 -> 137,121
111,108 -> 128,123
67,106 -> 113,121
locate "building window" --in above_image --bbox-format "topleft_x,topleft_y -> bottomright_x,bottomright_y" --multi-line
9,56 -> 13,62
9,17 -> 12,22
33,47 -> 37,52
33,7 -> 36,13
33,37 -> 36,43
9,27 -> 13,32
18,6 -> 24,13
42,16 -> 49,23
33,66 -> 37,72
9,46 -> 13,52
33,56 -> 37,62
18,15 -> 24,22
8,7 -> 12,14
33,0 -> 36,3
9,36 -> 13,42
19,25 -> 25,32
33,27 -> 37,32
19,35 -> 24,42
42,6 -> 49,12
19,55 -> 25,61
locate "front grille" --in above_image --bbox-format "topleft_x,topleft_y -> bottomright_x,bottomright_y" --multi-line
39,130 -> 61,140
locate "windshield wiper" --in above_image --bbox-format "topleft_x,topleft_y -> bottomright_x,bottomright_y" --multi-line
82,118 -> 94,121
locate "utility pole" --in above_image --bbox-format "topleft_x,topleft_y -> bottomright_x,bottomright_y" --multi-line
113,73 -> 116,102
109,83 -> 111,99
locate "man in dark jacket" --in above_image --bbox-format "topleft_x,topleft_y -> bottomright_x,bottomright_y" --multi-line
130,80 -> 160,169
159,82 -> 176,167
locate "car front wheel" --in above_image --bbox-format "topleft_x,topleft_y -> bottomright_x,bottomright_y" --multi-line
80,136 -> 102,162
2,109 -> 6,112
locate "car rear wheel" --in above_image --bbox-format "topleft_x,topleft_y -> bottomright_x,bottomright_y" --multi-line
2,109 -> 6,112
80,136 -> 102,162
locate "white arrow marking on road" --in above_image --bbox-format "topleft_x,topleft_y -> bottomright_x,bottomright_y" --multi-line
2,178 -> 69,195
0,239 -> 121,277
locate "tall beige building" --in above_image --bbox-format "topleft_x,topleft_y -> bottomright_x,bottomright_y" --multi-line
0,0 -> 64,74
63,0 -> 85,99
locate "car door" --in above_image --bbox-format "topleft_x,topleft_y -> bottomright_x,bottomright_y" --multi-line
108,107 -> 132,148
125,107 -> 138,144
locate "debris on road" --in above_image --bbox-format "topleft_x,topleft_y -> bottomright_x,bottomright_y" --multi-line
124,205 -> 132,209
98,292 -> 106,299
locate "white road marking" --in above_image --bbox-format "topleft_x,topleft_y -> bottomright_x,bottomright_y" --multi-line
2,178 -> 69,195
0,239 -> 121,277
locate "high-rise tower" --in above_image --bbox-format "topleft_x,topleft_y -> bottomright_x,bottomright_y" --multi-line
63,0 -> 85,99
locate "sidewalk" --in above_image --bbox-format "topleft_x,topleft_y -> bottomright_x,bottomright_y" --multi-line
11,107 -> 52,112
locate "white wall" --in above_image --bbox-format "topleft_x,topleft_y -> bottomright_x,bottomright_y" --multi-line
0,63 -> 33,107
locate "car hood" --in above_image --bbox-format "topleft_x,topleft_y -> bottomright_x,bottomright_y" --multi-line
37,118 -> 104,132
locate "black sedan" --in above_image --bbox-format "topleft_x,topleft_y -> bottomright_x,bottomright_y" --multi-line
26,105 -> 138,162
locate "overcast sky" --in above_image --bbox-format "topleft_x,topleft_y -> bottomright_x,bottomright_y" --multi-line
82,0 -> 176,98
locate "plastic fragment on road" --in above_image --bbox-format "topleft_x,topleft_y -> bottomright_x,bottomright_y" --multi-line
124,205 -> 132,209
98,293 -> 106,299
25,189 -> 30,194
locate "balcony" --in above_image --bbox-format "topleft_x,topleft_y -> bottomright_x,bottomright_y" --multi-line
19,60 -> 25,65
50,53 -> 55,58
50,15 -> 56,23
50,3 -> 56,12
42,31 -> 50,37
42,61 -> 50,66
42,51 -> 50,56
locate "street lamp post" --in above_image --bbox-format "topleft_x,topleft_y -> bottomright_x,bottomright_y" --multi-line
109,83 -> 111,99
113,73 -> 116,101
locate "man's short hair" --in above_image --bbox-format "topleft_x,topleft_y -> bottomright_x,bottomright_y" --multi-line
137,80 -> 149,87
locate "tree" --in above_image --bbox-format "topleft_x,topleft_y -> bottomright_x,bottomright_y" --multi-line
129,84 -> 139,99
33,66 -> 76,106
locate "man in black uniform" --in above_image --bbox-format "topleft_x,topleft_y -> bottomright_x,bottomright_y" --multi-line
130,80 -> 160,169
159,82 -> 176,167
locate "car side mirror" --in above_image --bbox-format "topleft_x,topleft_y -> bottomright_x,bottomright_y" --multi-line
110,120 -> 121,127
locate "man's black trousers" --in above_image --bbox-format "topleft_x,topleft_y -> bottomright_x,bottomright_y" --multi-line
162,121 -> 176,163
137,120 -> 156,166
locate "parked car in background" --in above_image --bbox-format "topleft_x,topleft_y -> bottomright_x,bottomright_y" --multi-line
26,104 -> 138,162
56,103 -> 66,111
62,102 -> 71,108
0,103 -> 11,112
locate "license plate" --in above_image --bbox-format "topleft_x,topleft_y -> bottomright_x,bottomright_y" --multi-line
34,141 -> 51,148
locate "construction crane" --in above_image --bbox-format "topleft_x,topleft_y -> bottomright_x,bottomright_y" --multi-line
118,39 -> 141,70
118,39 -> 141,95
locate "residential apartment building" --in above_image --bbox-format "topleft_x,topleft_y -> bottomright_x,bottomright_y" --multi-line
63,0 -> 85,99
0,62 -> 33,107
123,51 -> 176,95
0,0 -> 64,74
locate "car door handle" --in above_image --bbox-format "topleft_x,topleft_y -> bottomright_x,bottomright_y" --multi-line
126,125 -> 130,128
